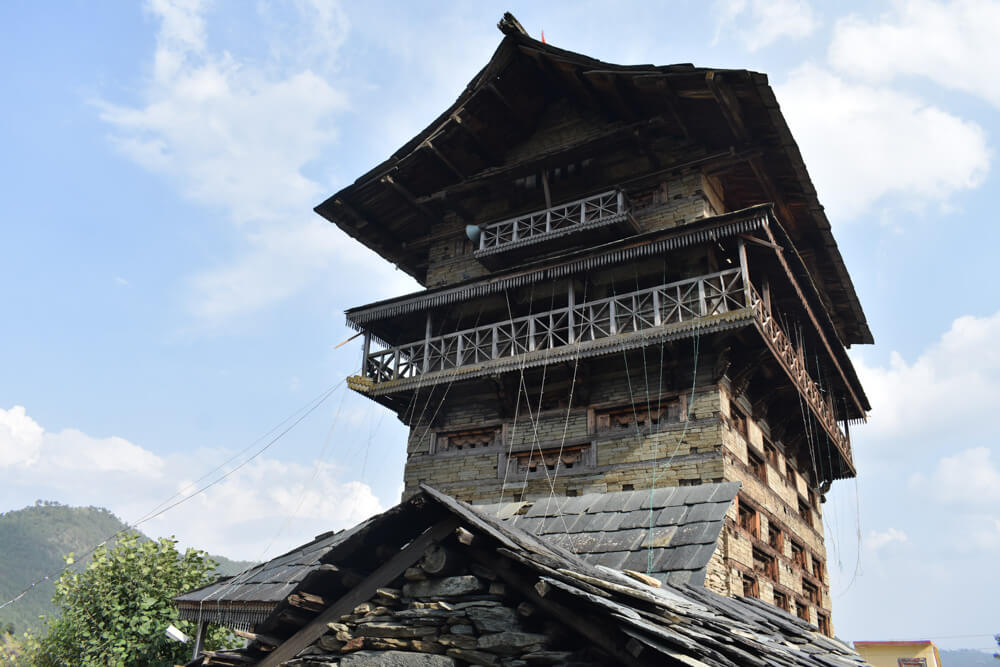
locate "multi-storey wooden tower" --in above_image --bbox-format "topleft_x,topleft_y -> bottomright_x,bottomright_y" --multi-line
317,16 -> 871,633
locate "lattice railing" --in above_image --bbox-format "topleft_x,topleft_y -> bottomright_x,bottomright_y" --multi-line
477,190 -> 627,252
363,269 -> 745,384
748,286 -> 852,459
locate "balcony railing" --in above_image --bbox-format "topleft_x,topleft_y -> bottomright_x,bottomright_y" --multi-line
476,189 -> 629,254
748,286 -> 852,460
363,269 -> 746,384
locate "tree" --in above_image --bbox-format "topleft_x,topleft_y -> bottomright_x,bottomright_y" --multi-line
22,533 -> 233,666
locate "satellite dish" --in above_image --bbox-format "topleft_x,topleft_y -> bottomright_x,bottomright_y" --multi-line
465,225 -> 482,245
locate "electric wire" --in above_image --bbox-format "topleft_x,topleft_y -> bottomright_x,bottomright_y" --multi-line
0,379 -> 345,613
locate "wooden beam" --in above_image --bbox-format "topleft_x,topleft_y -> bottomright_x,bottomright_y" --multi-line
631,74 -> 691,140
759,222 -> 867,418
487,82 -> 533,133
257,518 -> 460,667
450,111 -> 500,164
706,71 -> 749,144
381,172 -> 438,228
422,140 -> 466,180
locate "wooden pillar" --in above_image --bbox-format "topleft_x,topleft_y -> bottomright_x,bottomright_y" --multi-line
361,331 -> 371,376
567,281 -> 576,343
423,311 -> 433,373
762,275 -> 772,314
737,238 -> 752,306
192,620 -> 207,660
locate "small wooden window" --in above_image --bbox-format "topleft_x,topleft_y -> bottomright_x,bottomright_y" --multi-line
809,489 -> 819,510
764,440 -> 783,476
742,573 -> 759,598
812,556 -> 824,580
511,444 -> 589,475
802,579 -> 821,605
817,612 -> 831,636
753,547 -> 777,580
773,589 -> 790,612
679,478 -> 700,487
798,498 -> 812,528
768,526 -> 784,552
436,427 -> 498,453
796,601 -> 810,622
595,402 -> 680,433
748,449 -> 767,483
730,401 -> 748,438
790,540 -> 806,568
738,502 -> 760,538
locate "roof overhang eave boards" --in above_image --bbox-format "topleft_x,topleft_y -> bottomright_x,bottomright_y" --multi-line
749,78 -> 873,346
316,28 -> 871,345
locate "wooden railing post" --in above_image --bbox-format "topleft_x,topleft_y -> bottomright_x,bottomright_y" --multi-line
737,238 -> 752,307
567,282 -> 576,343
362,331 -> 371,377
423,311 -> 432,374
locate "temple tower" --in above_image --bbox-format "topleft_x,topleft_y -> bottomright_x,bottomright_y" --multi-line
317,16 -> 871,634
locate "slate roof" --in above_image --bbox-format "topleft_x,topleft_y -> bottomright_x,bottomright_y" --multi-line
174,517 -> 379,630
180,484 -> 868,667
178,485 -> 865,667
474,481 -> 740,587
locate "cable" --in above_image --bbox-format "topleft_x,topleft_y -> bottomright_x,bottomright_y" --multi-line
0,379 -> 344,613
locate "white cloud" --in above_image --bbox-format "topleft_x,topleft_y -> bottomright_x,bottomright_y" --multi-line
0,405 -> 384,560
829,0 -> 1000,108
96,0 -> 408,329
867,527 -> 908,550
714,0 -> 818,51
924,447 -> 1000,506
777,64 -> 990,220
0,405 -> 43,467
853,310 -> 1000,443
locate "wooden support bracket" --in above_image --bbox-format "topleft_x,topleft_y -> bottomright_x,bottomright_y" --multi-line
256,517 -> 460,667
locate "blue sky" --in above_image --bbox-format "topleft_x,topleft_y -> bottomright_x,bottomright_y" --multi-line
1,0 -> 998,651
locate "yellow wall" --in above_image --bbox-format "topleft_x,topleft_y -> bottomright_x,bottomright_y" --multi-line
854,642 -> 941,667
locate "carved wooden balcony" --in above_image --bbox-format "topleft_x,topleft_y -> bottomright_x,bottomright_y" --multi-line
747,285 -> 853,461
354,268 -> 748,392
473,189 -> 638,267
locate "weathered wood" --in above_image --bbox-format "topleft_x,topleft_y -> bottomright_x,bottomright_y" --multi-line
233,628 -> 282,647
419,543 -> 461,576
256,517 -> 459,667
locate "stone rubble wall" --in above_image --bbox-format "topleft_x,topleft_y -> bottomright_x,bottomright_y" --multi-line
282,566 -> 608,667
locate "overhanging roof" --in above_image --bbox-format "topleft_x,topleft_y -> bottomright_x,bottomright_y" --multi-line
315,18 -> 872,345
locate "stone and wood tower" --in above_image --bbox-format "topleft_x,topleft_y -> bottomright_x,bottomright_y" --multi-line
316,15 -> 871,635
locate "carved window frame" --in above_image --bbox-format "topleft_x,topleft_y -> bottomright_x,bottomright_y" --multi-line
430,423 -> 505,457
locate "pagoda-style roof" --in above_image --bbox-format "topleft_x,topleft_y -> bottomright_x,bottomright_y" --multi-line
316,14 -> 872,346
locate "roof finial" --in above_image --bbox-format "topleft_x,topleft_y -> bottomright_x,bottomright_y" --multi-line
497,12 -> 528,37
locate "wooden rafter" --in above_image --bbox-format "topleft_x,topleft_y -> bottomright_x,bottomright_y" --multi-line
256,518 -> 460,667
380,172 -> 436,230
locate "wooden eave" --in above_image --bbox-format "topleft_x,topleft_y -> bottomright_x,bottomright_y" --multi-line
316,28 -> 872,346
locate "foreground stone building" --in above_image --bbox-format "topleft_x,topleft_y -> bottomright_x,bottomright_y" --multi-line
176,14 -> 873,664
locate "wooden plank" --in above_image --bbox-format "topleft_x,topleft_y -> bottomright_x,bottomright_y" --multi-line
256,518 -> 459,667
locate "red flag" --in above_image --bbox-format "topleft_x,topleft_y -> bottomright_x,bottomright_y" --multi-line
541,30 -> 546,43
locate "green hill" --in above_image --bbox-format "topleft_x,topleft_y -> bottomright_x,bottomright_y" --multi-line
940,648 -> 997,666
0,501 -> 253,635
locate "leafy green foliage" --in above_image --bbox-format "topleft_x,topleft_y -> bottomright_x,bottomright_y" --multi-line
19,533 -> 233,666
0,501 -> 253,634
0,501 -> 130,632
